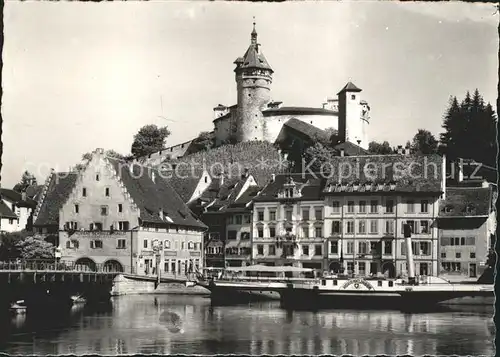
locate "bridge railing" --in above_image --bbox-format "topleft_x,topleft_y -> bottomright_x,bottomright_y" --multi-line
0,260 -> 121,273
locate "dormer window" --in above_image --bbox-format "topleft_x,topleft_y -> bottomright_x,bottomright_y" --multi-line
444,205 -> 453,213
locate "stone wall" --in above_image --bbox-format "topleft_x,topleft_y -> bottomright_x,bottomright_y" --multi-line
110,274 -> 210,296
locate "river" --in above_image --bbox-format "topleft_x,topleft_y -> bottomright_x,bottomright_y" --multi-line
0,295 -> 495,355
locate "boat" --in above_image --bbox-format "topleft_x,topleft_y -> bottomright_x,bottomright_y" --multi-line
10,300 -> 27,314
71,294 -> 86,304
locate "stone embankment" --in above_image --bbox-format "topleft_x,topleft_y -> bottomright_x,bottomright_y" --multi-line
110,274 -> 210,296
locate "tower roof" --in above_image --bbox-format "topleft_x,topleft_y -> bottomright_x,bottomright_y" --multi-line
337,81 -> 362,95
234,21 -> 273,73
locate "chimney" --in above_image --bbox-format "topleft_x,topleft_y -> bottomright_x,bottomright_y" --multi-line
340,148 -> 345,157
242,168 -> 249,179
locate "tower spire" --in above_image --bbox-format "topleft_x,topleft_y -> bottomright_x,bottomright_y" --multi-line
251,17 -> 257,45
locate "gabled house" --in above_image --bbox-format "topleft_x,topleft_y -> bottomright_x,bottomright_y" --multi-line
0,188 -> 38,232
33,148 -> 207,275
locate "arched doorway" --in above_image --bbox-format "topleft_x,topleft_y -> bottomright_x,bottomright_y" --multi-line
74,257 -> 97,272
382,261 -> 396,278
329,261 -> 341,274
103,259 -> 124,273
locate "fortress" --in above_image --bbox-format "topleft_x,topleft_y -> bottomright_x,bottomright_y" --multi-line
144,22 -> 372,165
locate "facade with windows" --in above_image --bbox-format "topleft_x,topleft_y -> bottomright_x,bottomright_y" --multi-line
34,149 -> 206,275
437,183 -> 497,280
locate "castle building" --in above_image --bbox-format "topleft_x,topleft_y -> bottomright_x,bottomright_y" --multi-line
213,22 -> 371,149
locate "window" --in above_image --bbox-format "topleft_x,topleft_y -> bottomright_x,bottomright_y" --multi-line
347,262 -> 354,274
359,201 -> 366,213
117,239 -> 126,249
82,188 -> 87,197
66,240 -> 79,249
370,241 -> 378,253
257,245 -> 264,255
358,242 -> 368,254
269,227 -> 276,238
347,241 -> 354,254
164,261 -> 170,272
421,200 -> 429,213
257,227 -> 264,238
358,220 -> 366,234
94,222 -> 102,231
460,237 -> 465,246
164,240 -> 171,249
358,262 -> 366,276
143,240 -> 148,249
269,244 -> 276,256
403,220 -> 415,234
314,244 -> 322,256
269,210 -> 276,221
302,209 -> 310,221
302,226 -> 309,238
89,223 -> 94,231
315,208 -> 323,220
244,215 -> 251,224
96,174 -> 100,181
331,221 -> 341,235
257,211 -> 264,221
420,220 -> 429,234
105,188 -> 110,197
285,210 -> 293,221
351,94 -> 356,100
441,262 -> 461,272
118,204 -> 123,213
441,252 -> 446,258
419,242 -> 431,255
370,200 -> 378,213
456,252 -> 461,259
466,237 -> 476,245
181,242 -> 185,250
385,220 -> 394,234
314,226 -> 323,238
228,231 -> 237,240
302,245 -> 310,256
470,252 -> 476,259
385,200 -> 394,213
406,200 -> 415,213
346,221 -> 354,234
101,206 -> 108,216
332,201 -> 340,213
118,221 -> 129,231
91,240 -> 103,249
227,216 -> 233,225
241,232 -> 250,240
370,220 -> 378,234
347,201 -> 355,213
330,241 -> 338,254
384,241 -> 392,255
235,215 -> 242,225
74,204 -> 79,214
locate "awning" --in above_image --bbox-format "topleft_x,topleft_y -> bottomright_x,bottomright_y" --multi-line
225,264 -> 313,273
225,240 -> 239,248
238,240 -> 252,248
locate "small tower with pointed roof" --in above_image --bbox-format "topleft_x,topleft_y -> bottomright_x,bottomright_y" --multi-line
234,20 -> 274,142
337,81 -> 369,150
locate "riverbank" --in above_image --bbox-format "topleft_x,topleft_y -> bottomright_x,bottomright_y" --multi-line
110,274 -> 210,296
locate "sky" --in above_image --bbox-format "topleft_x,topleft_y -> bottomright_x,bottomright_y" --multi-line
2,1 -> 498,188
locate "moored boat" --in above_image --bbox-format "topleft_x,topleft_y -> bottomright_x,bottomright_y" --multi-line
10,300 -> 27,314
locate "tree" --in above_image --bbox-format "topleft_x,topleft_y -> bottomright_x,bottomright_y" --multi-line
440,90 -> 497,167
131,124 -> 171,159
368,141 -> 393,155
15,235 -> 54,260
410,129 -> 438,155
190,131 -> 215,153
0,231 -> 23,261
75,149 -> 128,171
13,171 -> 37,192
302,142 -> 337,174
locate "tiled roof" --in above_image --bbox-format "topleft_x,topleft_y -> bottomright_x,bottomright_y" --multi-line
333,141 -> 370,156
163,166 -> 205,203
282,118 -> 330,142
33,172 -> 78,226
263,107 -> 337,116
322,154 -> 444,194
108,159 -> 207,229
254,173 -> 327,202
439,187 -> 492,217
337,81 -> 362,95
0,200 -> 17,219
0,188 -> 37,208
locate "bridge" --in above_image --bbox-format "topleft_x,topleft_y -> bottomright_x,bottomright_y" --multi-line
0,260 -> 194,313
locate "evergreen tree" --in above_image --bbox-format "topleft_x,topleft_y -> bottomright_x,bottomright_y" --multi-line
13,171 -> 37,193
410,129 -> 438,155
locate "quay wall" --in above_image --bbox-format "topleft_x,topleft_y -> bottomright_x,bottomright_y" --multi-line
110,274 -> 210,296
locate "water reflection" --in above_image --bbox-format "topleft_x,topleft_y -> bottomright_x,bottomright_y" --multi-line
0,295 -> 494,355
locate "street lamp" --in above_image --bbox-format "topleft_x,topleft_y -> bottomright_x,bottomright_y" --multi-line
152,239 -> 163,286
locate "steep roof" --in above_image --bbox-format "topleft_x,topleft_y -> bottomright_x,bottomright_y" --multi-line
439,186 -> 493,218
108,158 -> 206,229
0,200 -> 17,219
337,81 -> 362,95
0,188 -> 37,208
162,165 -> 205,203
235,24 -> 273,72
33,172 -> 78,226
322,154 -> 444,194
254,173 -> 326,202
263,107 -> 337,116
282,118 -> 330,142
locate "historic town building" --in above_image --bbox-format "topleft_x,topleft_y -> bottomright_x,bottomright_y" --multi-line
33,149 -> 207,275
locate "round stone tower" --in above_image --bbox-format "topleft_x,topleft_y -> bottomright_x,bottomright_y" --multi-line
234,22 -> 274,142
